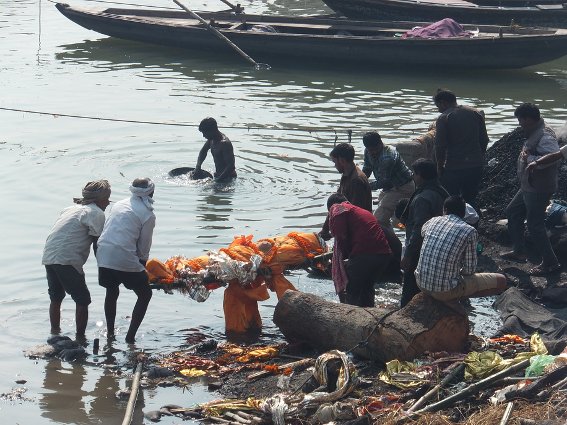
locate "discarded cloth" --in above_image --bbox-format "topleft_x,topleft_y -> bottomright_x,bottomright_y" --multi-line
464,333 -> 547,380
493,287 -> 567,354
402,18 -> 475,39
378,359 -> 432,389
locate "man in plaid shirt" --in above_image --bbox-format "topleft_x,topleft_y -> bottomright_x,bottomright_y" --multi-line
415,196 -> 508,307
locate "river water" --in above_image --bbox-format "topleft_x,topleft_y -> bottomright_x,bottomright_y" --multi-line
1,0 -> 566,423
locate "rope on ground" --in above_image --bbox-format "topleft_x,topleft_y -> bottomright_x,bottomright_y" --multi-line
121,362 -> 143,425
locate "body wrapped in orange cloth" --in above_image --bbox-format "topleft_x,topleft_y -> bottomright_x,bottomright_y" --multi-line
146,232 -> 327,333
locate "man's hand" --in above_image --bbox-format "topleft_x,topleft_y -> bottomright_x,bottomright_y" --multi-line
318,230 -> 332,241
520,149 -> 528,163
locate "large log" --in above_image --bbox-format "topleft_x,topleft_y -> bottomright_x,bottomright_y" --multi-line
273,291 -> 469,362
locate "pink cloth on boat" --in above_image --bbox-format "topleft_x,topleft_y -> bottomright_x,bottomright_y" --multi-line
402,18 -> 473,39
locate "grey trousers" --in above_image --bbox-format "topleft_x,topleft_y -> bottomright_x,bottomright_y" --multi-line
505,189 -> 558,268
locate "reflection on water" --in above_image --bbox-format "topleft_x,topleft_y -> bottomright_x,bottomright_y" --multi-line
41,360 -> 90,424
41,358 -> 145,425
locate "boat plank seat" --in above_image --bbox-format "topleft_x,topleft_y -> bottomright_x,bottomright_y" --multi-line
245,20 -> 411,35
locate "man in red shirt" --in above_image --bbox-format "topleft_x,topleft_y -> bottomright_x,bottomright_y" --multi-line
326,193 -> 392,307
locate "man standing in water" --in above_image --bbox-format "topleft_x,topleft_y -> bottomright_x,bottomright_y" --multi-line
96,178 -> 155,343
195,117 -> 237,181
42,180 -> 111,339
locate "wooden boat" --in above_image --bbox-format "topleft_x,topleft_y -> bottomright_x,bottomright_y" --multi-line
320,0 -> 567,28
55,3 -> 567,69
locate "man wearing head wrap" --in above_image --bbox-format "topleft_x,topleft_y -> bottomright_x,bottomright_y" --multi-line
96,178 -> 156,343
42,180 -> 111,339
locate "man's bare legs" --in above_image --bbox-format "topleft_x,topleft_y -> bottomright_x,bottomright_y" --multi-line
125,286 -> 152,344
104,286 -> 120,339
49,301 -> 62,334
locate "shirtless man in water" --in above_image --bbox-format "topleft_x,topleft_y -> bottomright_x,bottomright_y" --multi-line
195,117 -> 237,181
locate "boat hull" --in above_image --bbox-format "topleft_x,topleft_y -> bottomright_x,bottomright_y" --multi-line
320,0 -> 567,28
55,4 -> 567,69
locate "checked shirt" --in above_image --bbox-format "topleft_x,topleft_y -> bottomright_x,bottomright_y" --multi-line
362,145 -> 413,189
415,214 -> 477,292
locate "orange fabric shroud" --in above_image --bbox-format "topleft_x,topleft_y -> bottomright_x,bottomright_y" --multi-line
147,232 -> 326,333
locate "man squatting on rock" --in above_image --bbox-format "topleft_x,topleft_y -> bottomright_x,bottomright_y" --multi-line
415,196 -> 508,313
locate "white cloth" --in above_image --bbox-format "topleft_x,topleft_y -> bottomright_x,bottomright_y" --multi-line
561,144 -> 567,160
464,203 -> 479,226
96,196 -> 156,272
42,203 -> 106,274
129,180 -> 155,211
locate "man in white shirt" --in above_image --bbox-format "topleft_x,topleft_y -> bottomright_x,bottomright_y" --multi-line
42,180 -> 111,338
97,178 -> 156,343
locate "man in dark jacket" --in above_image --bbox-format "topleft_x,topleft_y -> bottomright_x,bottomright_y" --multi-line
399,159 -> 449,307
434,89 -> 489,210
502,103 -> 561,276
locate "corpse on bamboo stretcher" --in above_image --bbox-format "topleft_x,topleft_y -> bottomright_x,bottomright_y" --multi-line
146,232 -> 328,333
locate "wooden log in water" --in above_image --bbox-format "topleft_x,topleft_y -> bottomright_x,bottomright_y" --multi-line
273,291 -> 469,362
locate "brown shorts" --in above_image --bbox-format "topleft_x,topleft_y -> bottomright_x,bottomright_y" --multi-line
422,273 -> 503,302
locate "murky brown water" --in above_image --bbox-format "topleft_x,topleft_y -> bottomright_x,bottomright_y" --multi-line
1,0 -> 566,423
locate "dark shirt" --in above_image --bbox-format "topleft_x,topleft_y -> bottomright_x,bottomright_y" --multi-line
338,165 -> 372,212
435,105 -> 489,170
321,165 -> 372,239
403,180 -> 449,263
329,202 -> 391,258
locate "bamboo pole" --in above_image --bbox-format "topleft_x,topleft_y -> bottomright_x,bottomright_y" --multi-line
416,359 -> 530,414
121,362 -> 143,425
408,363 -> 465,413
173,0 -> 265,69
499,402 -> 514,425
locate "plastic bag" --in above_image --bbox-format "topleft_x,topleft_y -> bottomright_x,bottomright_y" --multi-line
525,354 -> 556,377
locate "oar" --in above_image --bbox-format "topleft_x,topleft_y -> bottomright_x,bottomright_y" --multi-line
168,167 -> 213,179
218,0 -> 244,13
173,0 -> 268,69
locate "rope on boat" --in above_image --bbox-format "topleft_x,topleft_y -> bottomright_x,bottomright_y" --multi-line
0,106 -> 361,135
121,362 -> 143,425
